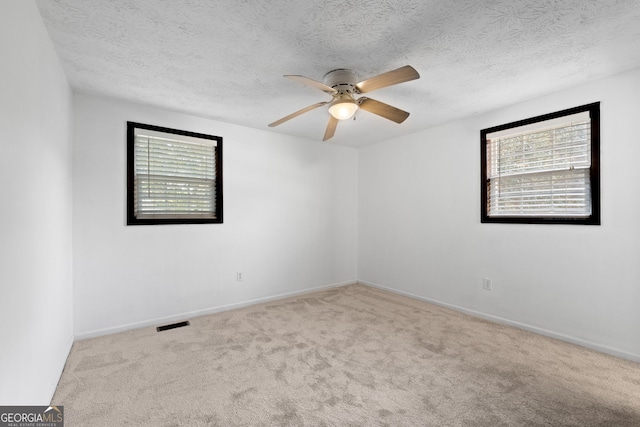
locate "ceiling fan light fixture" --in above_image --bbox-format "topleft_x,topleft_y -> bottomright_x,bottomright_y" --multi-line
270,65 -> 419,140
328,98 -> 358,120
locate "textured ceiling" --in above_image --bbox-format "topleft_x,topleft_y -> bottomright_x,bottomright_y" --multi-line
36,0 -> 640,147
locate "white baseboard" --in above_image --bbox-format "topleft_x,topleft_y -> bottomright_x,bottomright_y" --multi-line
74,280 -> 356,341
358,280 -> 640,363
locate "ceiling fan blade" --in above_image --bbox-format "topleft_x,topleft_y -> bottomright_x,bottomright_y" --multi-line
355,65 -> 420,94
323,116 -> 339,141
358,97 -> 410,123
285,75 -> 337,94
268,102 -> 329,127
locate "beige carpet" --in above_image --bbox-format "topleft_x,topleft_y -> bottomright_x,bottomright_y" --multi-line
53,284 -> 640,426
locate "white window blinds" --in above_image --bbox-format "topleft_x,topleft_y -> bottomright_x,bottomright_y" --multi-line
133,129 -> 217,219
486,111 -> 591,217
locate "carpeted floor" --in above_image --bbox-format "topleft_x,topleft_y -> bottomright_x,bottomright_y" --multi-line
53,284 -> 640,426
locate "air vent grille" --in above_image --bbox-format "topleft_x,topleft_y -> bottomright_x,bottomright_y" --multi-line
156,321 -> 190,332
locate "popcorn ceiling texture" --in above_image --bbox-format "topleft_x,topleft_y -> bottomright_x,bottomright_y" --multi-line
36,0 -> 640,146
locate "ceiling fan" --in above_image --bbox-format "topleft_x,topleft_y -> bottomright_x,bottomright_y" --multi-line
268,65 -> 420,141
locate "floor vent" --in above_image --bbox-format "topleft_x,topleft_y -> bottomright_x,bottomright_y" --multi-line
156,321 -> 190,332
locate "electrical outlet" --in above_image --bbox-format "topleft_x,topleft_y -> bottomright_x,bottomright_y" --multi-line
482,278 -> 492,291
237,272 -> 243,281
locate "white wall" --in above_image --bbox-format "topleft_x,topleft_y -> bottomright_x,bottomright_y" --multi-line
72,94 -> 358,337
359,67 -> 640,361
0,1 -> 74,404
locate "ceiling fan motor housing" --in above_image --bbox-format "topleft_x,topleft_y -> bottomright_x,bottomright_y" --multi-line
323,69 -> 358,95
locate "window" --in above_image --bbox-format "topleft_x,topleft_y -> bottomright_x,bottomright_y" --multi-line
481,102 -> 600,225
127,122 -> 223,225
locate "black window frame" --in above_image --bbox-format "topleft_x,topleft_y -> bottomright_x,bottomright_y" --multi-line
127,121 -> 223,226
481,102 -> 600,225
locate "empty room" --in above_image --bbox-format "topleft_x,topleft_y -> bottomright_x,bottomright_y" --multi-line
2,0 -> 640,425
